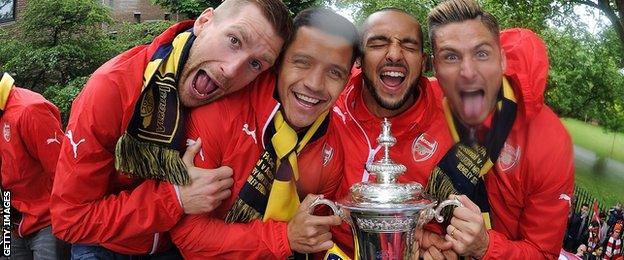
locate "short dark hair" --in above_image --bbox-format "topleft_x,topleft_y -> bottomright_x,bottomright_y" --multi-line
361,8 -> 424,52
216,0 -> 293,44
428,0 -> 500,50
582,203 -> 589,208
284,8 -> 359,65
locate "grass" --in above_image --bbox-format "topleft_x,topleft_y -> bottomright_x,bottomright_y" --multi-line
562,118 -> 624,207
562,118 -> 624,163
574,159 -> 624,209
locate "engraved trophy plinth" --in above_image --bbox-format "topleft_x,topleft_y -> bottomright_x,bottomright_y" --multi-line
311,119 -> 462,260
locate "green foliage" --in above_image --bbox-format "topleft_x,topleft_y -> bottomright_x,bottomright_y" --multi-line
544,27 -> 624,133
108,21 -> 175,52
42,76 -> 87,125
152,0 -> 324,18
151,0 -> 219,19
0,0 -> 113,92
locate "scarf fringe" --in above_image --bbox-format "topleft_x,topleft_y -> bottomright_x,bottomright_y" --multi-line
224,199 -> 262,224
115,133 -> 189,185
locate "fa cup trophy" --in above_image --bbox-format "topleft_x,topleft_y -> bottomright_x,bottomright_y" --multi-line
311,119 -> 462,260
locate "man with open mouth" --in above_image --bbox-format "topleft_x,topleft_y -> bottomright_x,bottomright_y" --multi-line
168,8 -> 358,259
50,0 -> 292,258
422,0 -> 574,259
328,8 -> 457,258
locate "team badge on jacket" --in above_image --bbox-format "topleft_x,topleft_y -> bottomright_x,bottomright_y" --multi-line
2,122 -> 9,142
497,142 -> 521,172
412,133 -> 437,162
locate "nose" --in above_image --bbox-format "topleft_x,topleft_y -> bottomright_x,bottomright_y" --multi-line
221,53 -> 247,79
385,43 -> 403,63
459,57 -> 477,80
303,67 -> 324,92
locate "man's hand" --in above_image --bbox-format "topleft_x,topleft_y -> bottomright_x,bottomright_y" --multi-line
287,194 -> 342,253
179,138 -> 234,214
445,195 -> 489,259
415,229 -> 457,260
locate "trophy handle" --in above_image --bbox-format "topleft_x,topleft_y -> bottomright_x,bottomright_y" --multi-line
309,197 -> 346,222
434,198 -> 463,223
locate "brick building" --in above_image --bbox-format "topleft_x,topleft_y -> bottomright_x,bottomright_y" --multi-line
102,0 -> 171,23
0,0 -> 171,27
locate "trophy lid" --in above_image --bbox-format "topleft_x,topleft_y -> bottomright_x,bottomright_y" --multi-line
340,119 -> 432,211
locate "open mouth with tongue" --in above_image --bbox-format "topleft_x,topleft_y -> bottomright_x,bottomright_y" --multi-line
191,69 -> 219,99
380,71 -> 405,90
460,89 -> 485,119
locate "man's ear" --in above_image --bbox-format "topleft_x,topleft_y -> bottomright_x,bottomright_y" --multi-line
355,57 -> 361,69
500,47 -> 507,72
194,8 -> 215,35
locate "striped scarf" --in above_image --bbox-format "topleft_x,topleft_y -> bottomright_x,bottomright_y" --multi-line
425,77 -> 517,228
115,31 -> 195,185
225,110 -> 329,223
0,73 -> 14,119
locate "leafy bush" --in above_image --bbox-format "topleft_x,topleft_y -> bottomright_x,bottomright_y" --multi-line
43,76 -> 88,126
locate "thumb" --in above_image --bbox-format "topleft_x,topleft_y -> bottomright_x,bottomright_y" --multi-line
182,138 -> 202,168
299,194 -> 323,213
457,195 -> 480,213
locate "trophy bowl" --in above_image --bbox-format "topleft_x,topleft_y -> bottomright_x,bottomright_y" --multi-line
310,119 -> 462,260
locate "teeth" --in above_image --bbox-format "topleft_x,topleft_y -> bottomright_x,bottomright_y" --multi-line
381,71 -> 405,77
295,93 -> 320,104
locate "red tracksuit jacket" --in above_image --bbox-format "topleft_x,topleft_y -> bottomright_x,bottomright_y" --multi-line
0,86 -> 62,237
478,28 -> 574,260
329,73 -> 453,256
170,72 -> 344,259
49,22 -> 195,254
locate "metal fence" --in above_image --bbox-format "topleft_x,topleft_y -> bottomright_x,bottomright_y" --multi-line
572,185 -> 607,218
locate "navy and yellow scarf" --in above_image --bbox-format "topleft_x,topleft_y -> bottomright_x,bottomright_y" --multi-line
426,77 -> 517,228
115,31 -> 195,185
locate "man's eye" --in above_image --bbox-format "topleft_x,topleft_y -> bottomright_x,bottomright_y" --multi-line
250,60 -> 262,71
229,36 -> 240,46
329,68 -> 343,80
445,54 -> 459,62
476,50 -> 489,59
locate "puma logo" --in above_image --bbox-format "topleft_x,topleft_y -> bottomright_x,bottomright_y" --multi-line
65,130 -> 85,159
332,106 -> 346,123
46,132 -> 61,145
559,193 -> 571,207
186,139 -> 205,161
242,123 -> 257,144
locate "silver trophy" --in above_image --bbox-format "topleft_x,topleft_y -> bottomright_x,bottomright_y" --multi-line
311,119 -> 462,260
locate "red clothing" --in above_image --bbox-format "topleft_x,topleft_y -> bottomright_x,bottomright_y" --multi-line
50,22 -> 193,254
0,87 -> 62,237
170,72 -> 344,259
330,73 -> 453,256
479,28 -> 574,259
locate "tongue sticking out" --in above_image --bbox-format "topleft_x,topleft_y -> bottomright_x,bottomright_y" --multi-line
380,75 -> 404,87
462,92 -> 484,119
194,70 -> 217,96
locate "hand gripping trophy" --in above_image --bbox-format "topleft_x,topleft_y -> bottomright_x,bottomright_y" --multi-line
311,119 -> 462,259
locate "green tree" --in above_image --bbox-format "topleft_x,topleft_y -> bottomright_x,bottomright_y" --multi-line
565,0 -> 624,64
0,0 -> 113,92
152,0 -> 325,19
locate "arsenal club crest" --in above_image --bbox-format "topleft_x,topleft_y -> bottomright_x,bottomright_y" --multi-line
411,133 -> 437,162
497,142 -> 521,172
322,143 -> 334,166
2,122 -> 9,142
